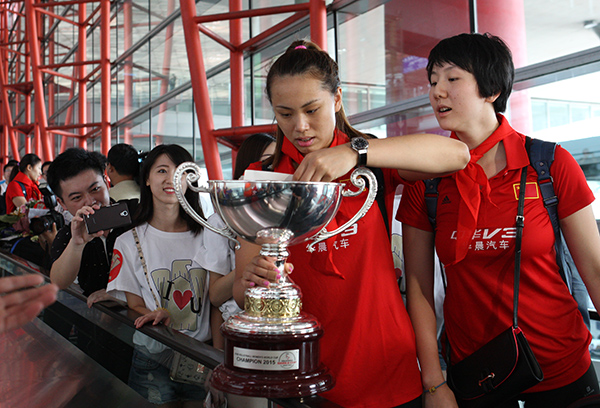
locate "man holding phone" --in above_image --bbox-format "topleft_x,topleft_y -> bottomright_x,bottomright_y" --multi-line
47,148 -> 132,306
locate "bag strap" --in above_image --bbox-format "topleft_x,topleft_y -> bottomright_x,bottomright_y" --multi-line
132,227 -> 162,310
513,166 -> 528,328
16,181 -> 27,200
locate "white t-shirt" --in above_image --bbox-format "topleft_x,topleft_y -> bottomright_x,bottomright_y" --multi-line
107,214 -> 232,344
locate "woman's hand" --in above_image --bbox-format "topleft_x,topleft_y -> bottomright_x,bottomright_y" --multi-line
293,144 -> 356,182
241,255 -> 293,288
204,371 -> 227,408
134,308 -> 171,328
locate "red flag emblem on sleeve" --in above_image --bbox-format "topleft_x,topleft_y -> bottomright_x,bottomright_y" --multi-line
109,249 -> 123,282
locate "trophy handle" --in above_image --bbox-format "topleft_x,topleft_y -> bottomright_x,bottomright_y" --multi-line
173,162 -> 241,249
307,167 -> 377,252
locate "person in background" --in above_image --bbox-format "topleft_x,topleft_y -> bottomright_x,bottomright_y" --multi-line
107,143 -> 141,202
47,148 -> 128,306
398,33 -> 600,408
38,161 -> 52,189
234,39 -> 470,408
232,133 -> 276,180
5,154 -> 42,214
0,159 -> 19,215
107,144 -> 232,407
0,159 -> 19,195
0,274 -> 58,333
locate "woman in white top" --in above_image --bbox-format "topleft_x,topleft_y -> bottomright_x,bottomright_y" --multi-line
107,144 -> 231,408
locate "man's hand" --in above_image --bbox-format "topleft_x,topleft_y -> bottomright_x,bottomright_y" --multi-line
70,205 -> 105,246
0,274 -> 58,333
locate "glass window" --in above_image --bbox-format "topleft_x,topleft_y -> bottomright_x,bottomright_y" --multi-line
336,0 -> 470,114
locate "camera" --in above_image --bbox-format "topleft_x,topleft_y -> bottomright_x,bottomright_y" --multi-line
29,186 -> 66,235
84,201 -> 132,234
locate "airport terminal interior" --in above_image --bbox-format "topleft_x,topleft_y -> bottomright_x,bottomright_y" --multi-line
2,0 -> 600,407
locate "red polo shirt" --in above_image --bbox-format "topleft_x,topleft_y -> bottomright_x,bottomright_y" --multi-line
6,171 -> 42,214
398,122 -> 593,392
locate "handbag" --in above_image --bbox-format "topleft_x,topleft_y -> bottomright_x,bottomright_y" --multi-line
446,166 -> 544,408
132,228 -> 211,388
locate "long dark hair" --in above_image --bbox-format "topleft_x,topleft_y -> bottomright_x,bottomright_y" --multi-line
11,153 -> 41,182
132,144 -> 203,235
233,133 -> 276,179
263,39 -> 367,169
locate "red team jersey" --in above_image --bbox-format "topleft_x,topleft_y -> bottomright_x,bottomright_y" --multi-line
398,121 -> 593,392
248,132 -> 422,407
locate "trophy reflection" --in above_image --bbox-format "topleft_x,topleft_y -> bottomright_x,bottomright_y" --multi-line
173,164 -> 377,398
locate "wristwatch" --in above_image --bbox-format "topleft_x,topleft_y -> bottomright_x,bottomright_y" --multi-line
350,137 -> 369,167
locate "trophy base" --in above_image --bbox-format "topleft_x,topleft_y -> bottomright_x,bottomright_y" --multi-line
210,363 -> 334,398
210,311 -> 335,398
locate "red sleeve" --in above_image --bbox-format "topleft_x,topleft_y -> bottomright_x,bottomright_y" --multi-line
5,180 -> 24,201
396,178 -> 433,232
553,145 -> 595,219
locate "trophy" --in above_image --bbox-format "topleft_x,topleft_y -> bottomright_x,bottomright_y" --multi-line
173,164 -> 377,398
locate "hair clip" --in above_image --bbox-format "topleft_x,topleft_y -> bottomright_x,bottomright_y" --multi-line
295,45 -> 307,49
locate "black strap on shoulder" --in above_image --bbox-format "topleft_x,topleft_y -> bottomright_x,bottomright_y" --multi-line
525,136 -> 568,284
16,181 -> 27,200
368,166 -> 389,237
424,177 -> 442,230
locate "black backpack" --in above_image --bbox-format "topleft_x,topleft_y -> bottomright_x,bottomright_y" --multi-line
423,136 -> 590,328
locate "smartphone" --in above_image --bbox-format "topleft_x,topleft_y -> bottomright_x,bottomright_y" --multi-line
84,202 -> 132,234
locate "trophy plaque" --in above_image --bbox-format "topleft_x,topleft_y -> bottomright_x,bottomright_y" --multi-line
173,164 -> 377,398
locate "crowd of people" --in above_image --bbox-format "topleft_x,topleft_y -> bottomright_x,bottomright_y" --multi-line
1,32 -> 600,408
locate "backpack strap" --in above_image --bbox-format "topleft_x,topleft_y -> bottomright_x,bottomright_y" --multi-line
368,166 -> 390,237
525,136 -> 567,285
525,136 -> 590,328
16,181 -> 27,201
424,177 -> 442,230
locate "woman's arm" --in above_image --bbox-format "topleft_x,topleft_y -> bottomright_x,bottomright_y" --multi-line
403,224 -> 458,408
209,270 -> 235,307
11,196 -> 26,210
560,205 -> 600,312
294,134 -> 470,182
125,291 -> 170,329
211,305 -> 224,350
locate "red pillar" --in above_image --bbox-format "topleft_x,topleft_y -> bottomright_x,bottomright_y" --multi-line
24,0 -> 53,160
477,0 -> 530,133
101,0 -> 111,155
179,0 -> 223,179
123,0 -> 133,145
310,0 -> 327,50
78,2 -> 88,150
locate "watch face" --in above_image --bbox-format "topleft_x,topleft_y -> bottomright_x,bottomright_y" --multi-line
352,137 -> 368,150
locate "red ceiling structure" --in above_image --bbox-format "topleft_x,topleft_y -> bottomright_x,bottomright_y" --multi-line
0,0 -> 329,179
0,0 -> 111,163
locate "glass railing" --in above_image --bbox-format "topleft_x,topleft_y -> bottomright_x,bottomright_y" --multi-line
0,251 -> 340,408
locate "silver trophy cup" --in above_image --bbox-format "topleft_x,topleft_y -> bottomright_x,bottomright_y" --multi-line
173,163 -> 377,398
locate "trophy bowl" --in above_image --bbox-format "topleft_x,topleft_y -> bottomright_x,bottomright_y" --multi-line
173,164 -> 377,398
